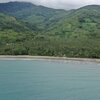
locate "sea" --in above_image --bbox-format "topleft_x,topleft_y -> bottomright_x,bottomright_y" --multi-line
0,60 -> 100,100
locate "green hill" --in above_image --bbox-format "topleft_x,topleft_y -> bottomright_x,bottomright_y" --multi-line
46,5 -> 100,58
0,2 -> 68,29
0,2 -> 100,58
0,13 -> 38,55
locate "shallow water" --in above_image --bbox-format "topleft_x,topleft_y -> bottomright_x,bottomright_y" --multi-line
0,60 -> 100,100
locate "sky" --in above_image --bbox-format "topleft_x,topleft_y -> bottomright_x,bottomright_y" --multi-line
0,0 -> 100,9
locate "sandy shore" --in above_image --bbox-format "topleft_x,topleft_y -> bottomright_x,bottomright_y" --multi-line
0,55 -> 100,63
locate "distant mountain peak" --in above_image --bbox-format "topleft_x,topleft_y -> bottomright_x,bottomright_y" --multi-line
78,4 -> 100,10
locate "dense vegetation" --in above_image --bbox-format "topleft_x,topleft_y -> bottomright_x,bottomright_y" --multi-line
0,2 -> 100,58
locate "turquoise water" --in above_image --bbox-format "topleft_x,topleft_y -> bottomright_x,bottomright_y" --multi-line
0,60 -> 100,100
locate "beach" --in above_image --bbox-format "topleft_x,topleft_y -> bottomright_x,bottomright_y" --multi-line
0,55 -> 100,63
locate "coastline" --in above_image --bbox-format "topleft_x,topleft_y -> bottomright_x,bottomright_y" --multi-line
0,55 -> 100,63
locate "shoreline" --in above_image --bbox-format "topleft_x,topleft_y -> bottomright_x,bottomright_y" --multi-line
0,55 -> 100,63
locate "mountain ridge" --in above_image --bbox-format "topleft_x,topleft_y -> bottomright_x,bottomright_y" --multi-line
0,2 -> 100,58
0,1 -> 68,29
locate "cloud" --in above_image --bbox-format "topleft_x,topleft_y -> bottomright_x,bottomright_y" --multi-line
0,0 -> 100,9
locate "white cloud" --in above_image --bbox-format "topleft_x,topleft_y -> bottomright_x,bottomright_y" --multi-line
0,0 -> 100,9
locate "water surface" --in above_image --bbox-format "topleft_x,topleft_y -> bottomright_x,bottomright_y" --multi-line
0,60 -> 100,100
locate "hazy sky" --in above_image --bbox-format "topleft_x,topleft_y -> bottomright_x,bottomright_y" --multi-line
0,0 -> 100,9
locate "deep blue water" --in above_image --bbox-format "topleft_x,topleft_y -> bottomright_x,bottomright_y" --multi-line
0,60 -> 100,100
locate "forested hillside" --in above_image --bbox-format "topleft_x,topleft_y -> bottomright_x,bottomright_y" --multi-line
0,2 -> 100,58
0,2 -> 68,29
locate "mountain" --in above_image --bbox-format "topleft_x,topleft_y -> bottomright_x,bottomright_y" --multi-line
0,2 -> 100,58
0,2 -> 68,29
0,13 -> 39,55
0,13 -> 32,32
48,5 -> 100,35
